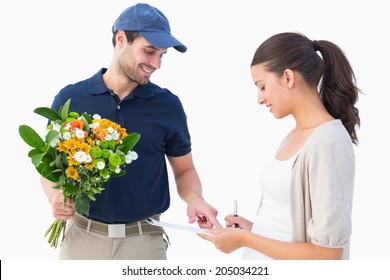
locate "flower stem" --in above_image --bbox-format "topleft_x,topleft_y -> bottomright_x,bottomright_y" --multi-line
44,219 -> 66,248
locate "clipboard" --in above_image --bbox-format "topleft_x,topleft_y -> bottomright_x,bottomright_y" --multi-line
146,217 -> 213,235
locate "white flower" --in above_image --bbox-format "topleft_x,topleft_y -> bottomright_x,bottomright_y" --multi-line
89,122 -> 99,129
111,132 -> 120,141
75,128 -> 85,139
107,127 -> 114,134
85,154 -> 92,163
104,134 -> 113,141
115,166 -> 121,173
92,114 -> 101,120
73,151 -> 89,163
50,137 -> 60,148
129,151 -> 138,160
62,132 -> 72,140
52,123 -> 61,132
125,151 -> 138,164
96,161 -> 105,170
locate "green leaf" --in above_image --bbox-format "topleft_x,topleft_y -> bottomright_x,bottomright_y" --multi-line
62,183 -> 79,197
110,170 -> 126,178
19,125 -> 45,149
37,164 -> 60,182
60,98 -> 71,121
87,193 -> 96,201
41,152 -> 56,165
120,133 -> 140,154
45,130 -> 60,146
54,153 -> 64,169
27,148 -> 42,158
33,107 -> 61,121
90,186 -> 104,194
45,173 -> 60,183
82,112 -> 92,124
31,153 -> 45,167
75,195 -> 90,216
80,115 -> 90,133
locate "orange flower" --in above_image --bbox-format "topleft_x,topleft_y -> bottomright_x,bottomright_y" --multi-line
93,127 -> 107,140
68,119 -> 84,131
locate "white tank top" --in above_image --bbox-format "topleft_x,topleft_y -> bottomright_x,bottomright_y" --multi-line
242,154 -> 297,259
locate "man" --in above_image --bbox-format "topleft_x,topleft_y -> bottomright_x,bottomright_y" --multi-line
41,3 -> 221,260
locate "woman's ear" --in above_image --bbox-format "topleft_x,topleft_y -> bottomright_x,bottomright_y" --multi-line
283,69 -> 295,88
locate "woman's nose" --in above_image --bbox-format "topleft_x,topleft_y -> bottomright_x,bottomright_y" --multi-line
257,92 -> 265,105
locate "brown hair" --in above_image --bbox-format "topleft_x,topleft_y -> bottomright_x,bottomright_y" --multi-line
251,32 -> 361,144
112,31 -> 140,47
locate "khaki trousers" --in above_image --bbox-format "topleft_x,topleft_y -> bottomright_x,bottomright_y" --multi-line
59,220 -> 169,260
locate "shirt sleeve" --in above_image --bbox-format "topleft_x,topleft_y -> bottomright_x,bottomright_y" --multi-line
165,96 -> 192,157
306,130 -> 355,248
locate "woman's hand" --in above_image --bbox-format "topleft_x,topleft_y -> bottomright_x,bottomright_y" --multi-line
198,227 -> 249,254
225,214 -> 253,230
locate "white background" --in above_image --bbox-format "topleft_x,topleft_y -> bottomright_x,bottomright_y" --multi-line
1,0 -> 389,264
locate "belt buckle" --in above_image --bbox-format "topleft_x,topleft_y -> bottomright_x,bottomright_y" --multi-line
108,224 -> 126,238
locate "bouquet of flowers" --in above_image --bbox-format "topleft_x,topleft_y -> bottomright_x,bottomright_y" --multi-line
18,98 -> 140,248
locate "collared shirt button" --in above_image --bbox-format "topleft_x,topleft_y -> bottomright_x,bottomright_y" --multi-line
117,105 -> 121,110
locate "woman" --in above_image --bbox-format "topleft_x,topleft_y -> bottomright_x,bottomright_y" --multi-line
200,32 -> 360,259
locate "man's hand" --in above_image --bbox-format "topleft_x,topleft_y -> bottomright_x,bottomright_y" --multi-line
187,197 -> 222,229
49,190 -> 75,221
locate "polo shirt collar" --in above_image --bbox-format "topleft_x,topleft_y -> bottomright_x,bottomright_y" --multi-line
88,68 -> 154,99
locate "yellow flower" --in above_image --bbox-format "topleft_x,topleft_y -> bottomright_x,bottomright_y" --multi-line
66,166 -> 80,181
20,98 -> 140,249
78,142 -> 91,154
59,138 -> 78,153
86,138 -> 95,146
67,154 -> 80,166
85,161 -> 94,170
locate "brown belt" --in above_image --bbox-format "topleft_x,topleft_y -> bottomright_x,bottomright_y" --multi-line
72,212 -> 165,237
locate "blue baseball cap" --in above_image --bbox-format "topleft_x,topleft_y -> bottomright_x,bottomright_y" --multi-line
112,3 -> 187,53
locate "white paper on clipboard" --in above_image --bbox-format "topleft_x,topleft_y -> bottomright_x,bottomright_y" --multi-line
146,217 -> 213,235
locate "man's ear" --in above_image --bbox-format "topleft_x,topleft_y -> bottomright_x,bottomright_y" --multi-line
116,30 -> 127,46
283,69 -> 295,88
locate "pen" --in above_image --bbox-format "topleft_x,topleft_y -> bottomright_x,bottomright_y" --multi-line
233,199 -> 239,228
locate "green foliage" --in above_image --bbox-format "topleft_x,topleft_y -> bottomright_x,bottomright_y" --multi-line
120,132 -> 141,154
19,125 -> 45,149
19,98 -> 141,248
60,98 -> 71,121
33,107 -> 61,121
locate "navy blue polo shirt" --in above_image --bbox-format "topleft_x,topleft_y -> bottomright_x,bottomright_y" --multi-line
51,68 -> 192,223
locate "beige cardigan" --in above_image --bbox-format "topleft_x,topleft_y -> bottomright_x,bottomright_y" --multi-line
289,119 -> 355,259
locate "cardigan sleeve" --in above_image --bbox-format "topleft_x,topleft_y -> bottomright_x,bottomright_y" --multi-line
305,127 -> 355,248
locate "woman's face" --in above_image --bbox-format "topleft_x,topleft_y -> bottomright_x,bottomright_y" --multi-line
250,64 -> 293,119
